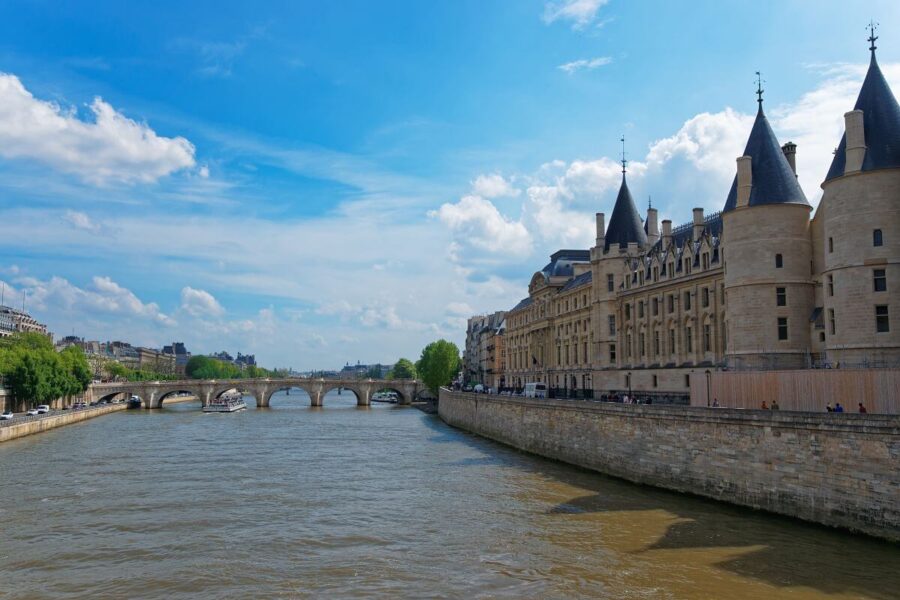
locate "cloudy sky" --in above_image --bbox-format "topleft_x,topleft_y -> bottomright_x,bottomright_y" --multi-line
0,0 -> 898,369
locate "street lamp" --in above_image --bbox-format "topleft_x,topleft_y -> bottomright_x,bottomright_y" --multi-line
705,369 -> 711,407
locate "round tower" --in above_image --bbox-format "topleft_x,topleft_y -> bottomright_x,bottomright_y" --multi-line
820,33 -> 900,366
722,85 -> 814,370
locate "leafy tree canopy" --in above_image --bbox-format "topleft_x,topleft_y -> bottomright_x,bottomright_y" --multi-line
388,358 -> 417,379
416,340 -> 461,395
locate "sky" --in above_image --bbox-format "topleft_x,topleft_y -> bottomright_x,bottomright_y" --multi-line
0,0 -> 899,370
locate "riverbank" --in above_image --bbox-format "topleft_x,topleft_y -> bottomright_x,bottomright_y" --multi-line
438,389 -> 900,542
0,403 -> 128,443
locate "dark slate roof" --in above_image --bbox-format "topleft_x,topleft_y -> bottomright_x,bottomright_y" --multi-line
605,175 -> 648,250
826,52 -> 900,181
509,297 -> 533,313
560,270 -> 592,292
723,106 -> 808,212
541,249 -> 591,278
651,212 -> 722,254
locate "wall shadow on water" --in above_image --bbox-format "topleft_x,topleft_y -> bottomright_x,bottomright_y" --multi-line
419,413 -> 900,599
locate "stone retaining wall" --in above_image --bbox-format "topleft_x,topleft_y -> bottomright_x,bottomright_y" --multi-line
0,403 -> 128,443
438,390 -> 900,541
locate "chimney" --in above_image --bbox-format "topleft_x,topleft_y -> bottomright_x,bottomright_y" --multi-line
626,241 -> 637,255
661,219 -> 672,247
595,212 -> 605,249
692,207 -> 704,241
736,156 -> 752,208
844,110 -> 866,173
646,207 -> 659,246
781,142 -> 797,176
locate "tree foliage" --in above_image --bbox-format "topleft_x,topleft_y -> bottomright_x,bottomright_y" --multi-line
185,355 -> 273,379
387,358 -> 417,379
416,340 -> 461,394
0,333 -> 92,406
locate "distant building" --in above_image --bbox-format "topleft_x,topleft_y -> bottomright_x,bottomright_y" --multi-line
463,311 -> 506,388
235,352 -> 256,368
162,342 -> 191,374
210,351 -> 235,363
0,305 -> 49,338
339,362 -> 391,378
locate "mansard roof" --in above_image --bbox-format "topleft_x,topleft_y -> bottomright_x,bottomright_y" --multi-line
540,249 -> 591,278
605,175 -> 648,251
723,106 -> 808,212
509,297 -> 533,313
825,51 -> 900,181
560,270 -> 592,292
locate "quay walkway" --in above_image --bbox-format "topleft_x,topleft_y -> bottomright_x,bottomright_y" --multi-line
0,403 -> 127,443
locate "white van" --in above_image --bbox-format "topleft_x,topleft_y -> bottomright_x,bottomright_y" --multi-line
523,383 -> 547,398
36,405 -> 50,414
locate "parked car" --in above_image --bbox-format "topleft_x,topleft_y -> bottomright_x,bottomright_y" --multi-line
36,405 -> 50,414
0,411 -> 13,420
26,408 -> 39,416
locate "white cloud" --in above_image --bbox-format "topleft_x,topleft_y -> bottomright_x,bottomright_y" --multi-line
198,165 -> 210,178
471,173 -> 520,198
446,302 -> 474,316
63,210 -> 100,232
543,0 -> 609,30
558,56 -> 612,74
0,73 -> 196,184
180,286 -> 225,317
431,194 -> 532,255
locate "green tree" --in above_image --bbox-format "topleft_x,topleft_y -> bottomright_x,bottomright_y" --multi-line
388,358 -> 417,379
416,340 -> 461,395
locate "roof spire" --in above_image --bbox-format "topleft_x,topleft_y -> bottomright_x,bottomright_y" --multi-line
755,71 -> 765,109
868,20 -> 879,56
620,135 -> 627,175
648,195 -> 652,210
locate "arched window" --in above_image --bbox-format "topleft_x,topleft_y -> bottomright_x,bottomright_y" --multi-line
874,229 -> 883,247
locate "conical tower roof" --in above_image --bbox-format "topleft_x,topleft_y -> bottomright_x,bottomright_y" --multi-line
825,48 -> 900,181
605,175 -> 648,251
723,105 -> 808,212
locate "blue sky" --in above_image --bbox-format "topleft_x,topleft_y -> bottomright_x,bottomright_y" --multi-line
0,0 -> 898,369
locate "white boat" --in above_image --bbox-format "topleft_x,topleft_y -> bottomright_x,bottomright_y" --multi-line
203,392 -> 247,413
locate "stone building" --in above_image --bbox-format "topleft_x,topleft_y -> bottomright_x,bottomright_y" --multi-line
463,310 -> 506,387
500,36 -> 899,399
0,304 -> 49,338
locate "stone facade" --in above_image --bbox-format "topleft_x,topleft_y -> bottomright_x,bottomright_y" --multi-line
439,389 -> 900,541
492,41 -> 900,399
0,304 -> 49,338
463,310 -> 505,388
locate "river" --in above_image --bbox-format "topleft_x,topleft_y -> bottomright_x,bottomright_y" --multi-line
0,390 -> 897,599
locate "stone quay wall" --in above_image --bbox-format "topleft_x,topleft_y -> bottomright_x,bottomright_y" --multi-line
0,403 -> 127,444
438,389 -> 900,541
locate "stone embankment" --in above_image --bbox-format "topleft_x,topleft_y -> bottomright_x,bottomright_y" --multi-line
438,389 -> 900,542
0,403 -> 128,443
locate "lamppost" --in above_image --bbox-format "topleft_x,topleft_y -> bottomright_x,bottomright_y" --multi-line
705,369 -> 711,407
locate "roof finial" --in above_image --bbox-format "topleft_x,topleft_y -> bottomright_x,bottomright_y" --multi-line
755,71 -> 764,108
868,20 -> 879,56
620,135 -> 627,175
648,196 -> 652,210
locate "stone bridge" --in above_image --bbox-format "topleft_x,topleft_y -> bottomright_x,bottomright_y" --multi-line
87,377 -> 426,409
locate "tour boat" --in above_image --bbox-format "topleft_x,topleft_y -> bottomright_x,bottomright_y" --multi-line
203,391 -> 247,413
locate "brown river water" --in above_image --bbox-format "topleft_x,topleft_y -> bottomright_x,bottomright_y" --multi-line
0,390 -> 897,599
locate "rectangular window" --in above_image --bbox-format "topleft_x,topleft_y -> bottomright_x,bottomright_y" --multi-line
607,273 -> 614,292
565,345 -> 569,364
626,334 -> 632,358
669,329 -> 675,354
876,305 -> 890,333
584,342 -> 588,363
778,317 -> 788,341
686,327 -> 693,353
573,344 -> 578,364
654,330 -> 660,355
874,229 -> 883,247
685,259 -> 691,274
684,374 -> 690,388
702,287 -> 709,307
652,374 -> 658,388
684,291 -> 692,310
557,346 -> 561,364
828,275 -> 834,297
775,253 -> 783,268
639,301 -> 644,318
640,333 -> 646,357
702,253 -> 709,269
608,315 -> 616,335
609,344 -> 616,361
704,324 -> 711,351
669,263 -> 674,277
829,309 -> 835,335
828,237 -> 833,253
776,287 -> 786,306
668,294 -> 674,313
653,266 -> 659,282
720,284 -> 725,304
652,297 -> 659,316
874,269 -> 887,292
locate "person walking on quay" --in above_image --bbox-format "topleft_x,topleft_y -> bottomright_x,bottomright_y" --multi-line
761,400 -> 769,410
771,400 -> 780,410
834,402 -> 844,413
859,403 -> 868,413
712,398 -> 720,407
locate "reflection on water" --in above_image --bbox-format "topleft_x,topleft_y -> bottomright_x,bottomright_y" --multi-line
0,390 -> 896,599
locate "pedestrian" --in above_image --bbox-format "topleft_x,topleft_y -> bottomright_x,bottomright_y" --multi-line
712,398 -> 720,407
771,400 -> 780,410
834,402 -> 844,413
858,403 -> 867,414
761,400 -> 769,410
826,403 -> 833,412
